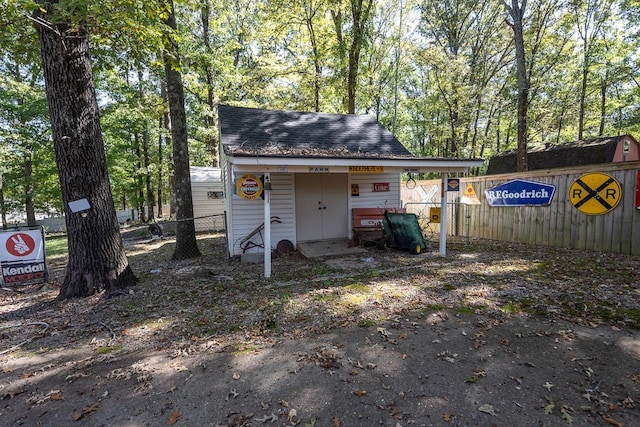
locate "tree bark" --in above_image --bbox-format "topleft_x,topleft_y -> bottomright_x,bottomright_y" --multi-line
347,0 -> 373,114
34,2 -> 137,298
24,151 -> 37,226
144,127 -> 155,221
303,0 -> 322,112
330,3 -> 348,111
578,59 -> 588,140
134,133 -> 146,222
161,0 -> 200,260
200,3 -> 219,163
598,72 -> 607,137
0,173 -> 6,229
503,0 -> 529,171
138,69 -> 155,221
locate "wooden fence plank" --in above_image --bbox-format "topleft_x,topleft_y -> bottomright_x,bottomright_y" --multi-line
401,162 -> 640,255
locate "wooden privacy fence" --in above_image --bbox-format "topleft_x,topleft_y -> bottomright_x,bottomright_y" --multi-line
401,161 -> 640,256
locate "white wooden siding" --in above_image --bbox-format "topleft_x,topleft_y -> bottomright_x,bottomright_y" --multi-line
228,173 -> 295,256
225,169 -> 402,256
349,173 -> 402,210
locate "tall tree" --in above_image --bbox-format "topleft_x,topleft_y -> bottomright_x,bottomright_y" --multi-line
0,2 -> 60,224
198,2 -> 219,159
347,0 -> 375,113
503,0 -> 529,171
570,0 -> 614,140
417,0 -> 511,158
329,0 -> 374,113
33,1 -> 137,298
160,0 -> 201,260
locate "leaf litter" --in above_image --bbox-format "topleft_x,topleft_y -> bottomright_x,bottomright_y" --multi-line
0,233 -> 638,426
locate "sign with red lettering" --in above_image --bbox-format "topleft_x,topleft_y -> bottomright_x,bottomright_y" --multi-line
236,175 -> 263,200
373,182 -> 390,192
0,228 -> 48,285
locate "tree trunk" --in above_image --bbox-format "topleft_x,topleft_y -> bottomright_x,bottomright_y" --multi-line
143,127 -> 155,221
347,0 -> 373,114
161,0 -> 200,260
158,80 -> 169,218
24,151 -> 37,226
504,0 -> 529,172
303,1 -> 322,112
578,59 -> 588,140
598,74 -> 607,136
330,5 -> 348,112
200,3 -> 219,163
157,113 -> 164,218
34,3 -> 137,298
0,172 -> 7,229
134,133 -> 146,222
138,69 -> 155,221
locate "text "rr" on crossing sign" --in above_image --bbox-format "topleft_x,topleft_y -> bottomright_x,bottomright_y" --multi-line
569,172 -> 621,215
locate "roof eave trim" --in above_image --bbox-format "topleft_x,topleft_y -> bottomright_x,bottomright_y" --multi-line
226,155 -> 484,169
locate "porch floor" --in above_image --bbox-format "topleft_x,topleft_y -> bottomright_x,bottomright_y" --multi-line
297,239 -> 368,258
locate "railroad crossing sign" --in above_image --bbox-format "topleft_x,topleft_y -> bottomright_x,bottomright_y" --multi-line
569,172 -> 621,215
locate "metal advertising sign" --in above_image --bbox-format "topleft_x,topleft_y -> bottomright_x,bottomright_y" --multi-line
236,175 -> 263,200
429,207 -> 441,223
373,182 -> 390,192
569,172 -> 621,215
485,179 -> 556,207
349,166 -> 384,173
447,178 -> 460,192
460,184 -> 481,205
0,228 -> 48,285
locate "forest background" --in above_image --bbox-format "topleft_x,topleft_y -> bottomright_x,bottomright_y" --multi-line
1,0 -> 640,225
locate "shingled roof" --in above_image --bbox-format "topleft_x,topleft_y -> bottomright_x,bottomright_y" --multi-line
486,135 -> 637,174
218,104 -> 412,159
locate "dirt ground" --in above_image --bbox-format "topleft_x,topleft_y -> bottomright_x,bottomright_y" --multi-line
1,232 -> 639,427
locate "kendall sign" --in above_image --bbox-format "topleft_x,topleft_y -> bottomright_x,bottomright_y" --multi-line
485,179 -> 556,207
0,228 -> 48,285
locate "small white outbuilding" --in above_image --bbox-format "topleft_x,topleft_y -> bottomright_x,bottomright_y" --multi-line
190,166 -> 225,231
218,105 -> 485,278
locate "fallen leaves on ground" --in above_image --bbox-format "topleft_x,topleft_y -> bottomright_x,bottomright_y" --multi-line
167,409 -> 180,425
72,402 -> 100,421
1,234 -> 639,426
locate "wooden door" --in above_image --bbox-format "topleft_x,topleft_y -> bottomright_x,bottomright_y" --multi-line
295,174 -> 348,241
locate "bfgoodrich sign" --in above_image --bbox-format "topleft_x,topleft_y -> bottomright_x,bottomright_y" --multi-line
485,179 -> 556,207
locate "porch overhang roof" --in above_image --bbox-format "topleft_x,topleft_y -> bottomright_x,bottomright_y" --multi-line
227,155 -> 485,173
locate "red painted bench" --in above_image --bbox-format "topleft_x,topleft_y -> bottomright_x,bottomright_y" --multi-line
351,207 -> 405,244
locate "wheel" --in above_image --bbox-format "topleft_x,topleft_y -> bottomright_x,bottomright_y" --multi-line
386,236 -> 395,248
376,237 -> 387,250
410,241 -> 422,255
148,223 -> 164,237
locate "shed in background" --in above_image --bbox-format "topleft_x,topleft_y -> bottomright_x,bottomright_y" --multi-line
486,134 -> 639,174
190,166 -> 225,231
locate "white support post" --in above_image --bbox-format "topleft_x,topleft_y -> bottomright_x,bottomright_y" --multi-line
263,173 -> 272,278
439,173 -> 448,256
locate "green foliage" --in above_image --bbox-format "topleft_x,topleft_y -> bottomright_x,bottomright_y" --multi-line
0,12 -> 60,217
2,0 -> 640,219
